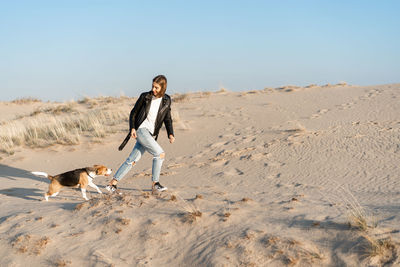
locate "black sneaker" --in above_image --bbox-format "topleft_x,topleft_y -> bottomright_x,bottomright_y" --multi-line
153,182 -> 168,192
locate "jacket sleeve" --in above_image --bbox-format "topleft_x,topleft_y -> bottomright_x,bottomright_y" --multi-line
163,101 -> 174,137
129,93 -> 145,131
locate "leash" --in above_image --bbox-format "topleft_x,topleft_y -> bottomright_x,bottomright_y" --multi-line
118,133 -> 131,151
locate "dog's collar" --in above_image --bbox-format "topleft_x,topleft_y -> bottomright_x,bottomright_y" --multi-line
86,171 -> 96,179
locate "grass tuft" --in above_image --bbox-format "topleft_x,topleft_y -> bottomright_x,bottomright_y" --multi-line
361,235 -> 397,265
182,210 -> 202,223
11,97 -> 42,104
0,109 -> 126,155
173,93 -> 188,103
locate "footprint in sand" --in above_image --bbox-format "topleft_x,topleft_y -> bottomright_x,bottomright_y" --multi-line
217,168 -> 244,176
360,88 -> 382,100
238,135 -> 257,144
337,101 -> 356,110
208,141 -> 228,149
167,163 -> 185,169
210,158 -> 228,167
310,108 -> 329,118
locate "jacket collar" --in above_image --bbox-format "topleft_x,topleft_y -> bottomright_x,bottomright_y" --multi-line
146,91 -> 167,105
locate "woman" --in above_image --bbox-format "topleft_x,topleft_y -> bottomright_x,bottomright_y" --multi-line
106,75 -> 175,193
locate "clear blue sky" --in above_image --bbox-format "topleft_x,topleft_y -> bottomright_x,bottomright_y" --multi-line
1,0 -> 399,101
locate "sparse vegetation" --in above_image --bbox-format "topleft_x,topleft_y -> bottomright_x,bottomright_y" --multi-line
182,210 -> 202,223
363,235 -> 395,257
0,109 -> 126,155
75,203 -> 85,211
200,91 -> 212,97
78,95 -> 131,106
116,217 -> 131,225
241,197 -> 253,202
33,236 -> 50,255
172,93 -> 188,103
321,181 -> 398,264
305,84 -> 317,88
11,234 -> 50,255
360,235 -> 398,265
30,103 -> 77,116
54,258 -> 71,267
262,235 -> 324,266
11,97 -> 42,104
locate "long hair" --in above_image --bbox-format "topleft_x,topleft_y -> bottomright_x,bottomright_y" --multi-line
153,75 -> 167,96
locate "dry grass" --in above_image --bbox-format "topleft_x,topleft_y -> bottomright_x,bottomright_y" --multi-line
11,97 -> 42,104
361,235 -> 397,265
11,234 -> 50,255
30,103 -> 77,116
78,97 -> 98,109
321,182 -> 376,231
0,109 -> 126,155
321,181 -> 398,264
182,210 -> 202,223
350,214 -> 369,231
263,235 -> 324,265
304,84 -> 318,88
116,217 -> 131,225
172,93 -> 189,103
173,193 -> 203,223
33,236 -> 50,255
54,258 -> 71,267
78,96 -> 131,108
343,190 -> 376,231
171,109 -> 181,123
363,235 -> 395,256
200,91 -> 212,97
336,81 -> 348,86
74,203 -> 85,211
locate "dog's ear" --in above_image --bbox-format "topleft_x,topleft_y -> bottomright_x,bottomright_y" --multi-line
94,165 -> 106,175
93,164 -> 100,168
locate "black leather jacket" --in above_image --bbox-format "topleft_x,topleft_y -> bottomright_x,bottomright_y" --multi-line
129,91 -> 174,140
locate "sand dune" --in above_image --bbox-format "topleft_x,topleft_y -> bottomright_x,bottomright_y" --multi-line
1,83 -> 399,266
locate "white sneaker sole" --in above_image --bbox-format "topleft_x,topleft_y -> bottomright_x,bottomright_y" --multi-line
157,187 -> 167,192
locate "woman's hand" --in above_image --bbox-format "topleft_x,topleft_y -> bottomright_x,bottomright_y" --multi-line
169,134 -> 175,144
130,129 -> 137,138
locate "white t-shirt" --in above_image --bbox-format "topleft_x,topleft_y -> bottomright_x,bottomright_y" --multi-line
138,96 -> 162,135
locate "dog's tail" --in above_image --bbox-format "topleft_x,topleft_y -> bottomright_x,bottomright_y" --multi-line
31,171 -> 53,180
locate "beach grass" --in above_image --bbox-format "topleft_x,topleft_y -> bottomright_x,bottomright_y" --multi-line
0,108 -> 126,155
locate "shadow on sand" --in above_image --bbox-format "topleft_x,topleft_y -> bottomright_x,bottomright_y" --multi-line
0,164 -> 45,182
0,187 -> 43,201
0,164 -> 47,201
287,214 -> 352,231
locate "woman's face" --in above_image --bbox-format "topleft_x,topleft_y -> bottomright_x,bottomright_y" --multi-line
152,82 -> 162,98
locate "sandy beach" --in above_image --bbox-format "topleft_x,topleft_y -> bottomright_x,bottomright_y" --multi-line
0,83 -> 399,266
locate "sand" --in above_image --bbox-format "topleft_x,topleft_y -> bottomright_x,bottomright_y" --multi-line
0,83 -> 399,266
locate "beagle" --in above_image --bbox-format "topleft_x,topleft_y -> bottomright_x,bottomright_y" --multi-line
32,165 -> 112,201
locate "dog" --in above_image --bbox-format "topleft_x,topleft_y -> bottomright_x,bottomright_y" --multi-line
31,165 -> 112,201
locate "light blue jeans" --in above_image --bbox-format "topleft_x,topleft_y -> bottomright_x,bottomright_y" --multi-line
114,128 -> 165,182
